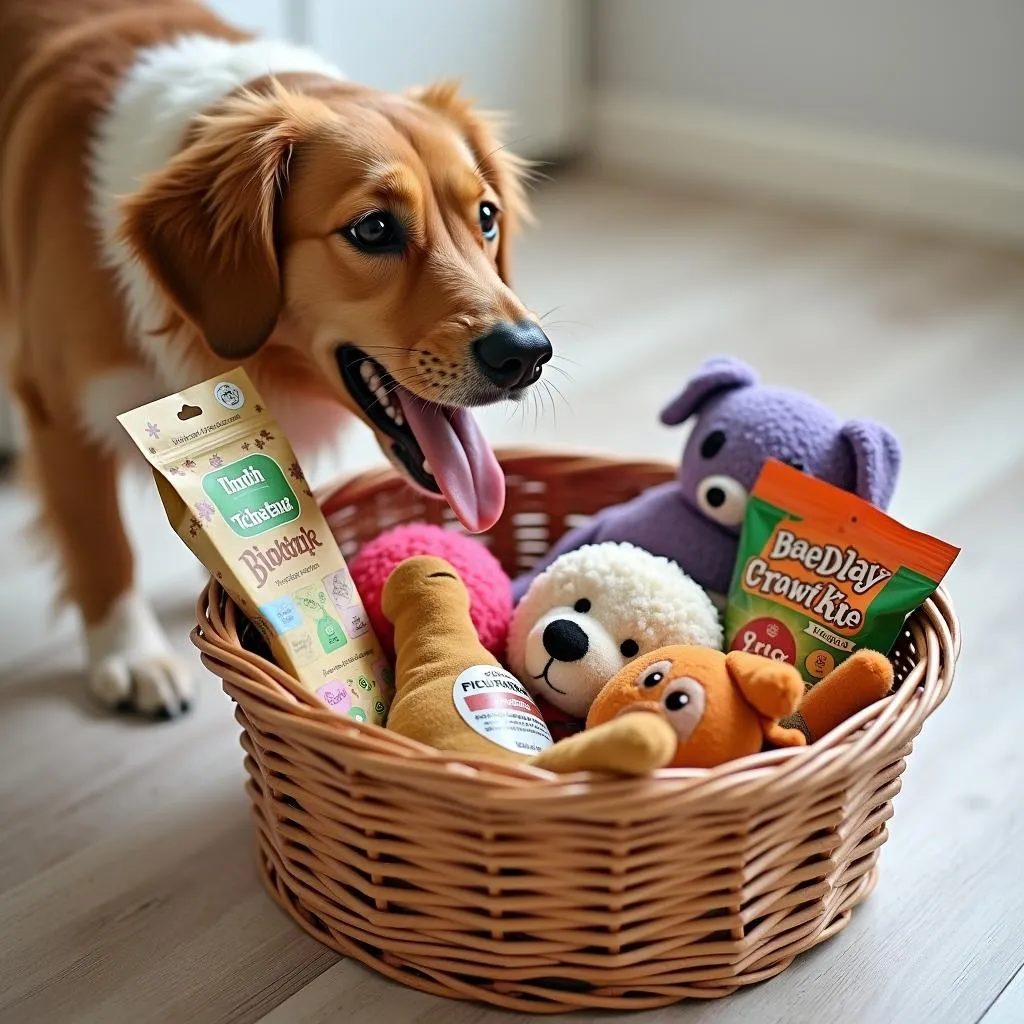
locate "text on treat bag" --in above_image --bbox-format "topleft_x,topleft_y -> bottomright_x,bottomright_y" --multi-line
202,454 -> 300,538
741,524 -> 893,634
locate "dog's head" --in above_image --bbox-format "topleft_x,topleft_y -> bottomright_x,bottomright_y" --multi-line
507,543 -> 723,719
121,78 -> 545,533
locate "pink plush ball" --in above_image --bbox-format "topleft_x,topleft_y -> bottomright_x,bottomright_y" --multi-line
349,524 -> 513,660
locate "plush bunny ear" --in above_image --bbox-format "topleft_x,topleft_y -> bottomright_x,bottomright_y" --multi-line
660,356 -> 759,426
840,420 -> 901,509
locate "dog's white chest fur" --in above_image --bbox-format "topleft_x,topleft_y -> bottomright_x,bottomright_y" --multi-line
84,35 -> 343,450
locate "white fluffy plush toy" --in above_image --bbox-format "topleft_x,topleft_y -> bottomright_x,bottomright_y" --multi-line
507,542 -> 722,722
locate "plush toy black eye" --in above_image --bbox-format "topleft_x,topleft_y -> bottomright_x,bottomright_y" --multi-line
789,460 -> 805,471
620,639 -> 639,658
642,670 -> 664,688
700,430 -> 726,459
664,690 -> 690,712
346,211 -> 403,253
479,201 -> 500,241
573,598 -> 591,613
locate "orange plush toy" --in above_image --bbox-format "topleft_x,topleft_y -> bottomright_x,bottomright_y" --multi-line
587,646 -> 893,769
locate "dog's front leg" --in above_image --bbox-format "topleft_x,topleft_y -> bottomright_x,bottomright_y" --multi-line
20,396 -> 193,718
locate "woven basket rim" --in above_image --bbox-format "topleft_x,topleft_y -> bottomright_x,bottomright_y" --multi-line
192,449 -> 961,799
314,445 -> 679,508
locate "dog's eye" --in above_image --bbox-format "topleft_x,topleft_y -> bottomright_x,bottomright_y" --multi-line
620,639 -> 640,658
346,211 -> 402,253
700,430 -> 726,459
573,598 -> 591,613
479,201 -> 500,241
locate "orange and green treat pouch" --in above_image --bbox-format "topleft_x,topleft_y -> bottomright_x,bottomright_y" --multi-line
725,459 -> 959,684
118,368 -> 391,723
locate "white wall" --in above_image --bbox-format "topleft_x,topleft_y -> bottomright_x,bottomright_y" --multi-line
307,0 -> 587,159
595,0 -> 1024,161
592,0 -> 1024,240
205,0 -> 587,160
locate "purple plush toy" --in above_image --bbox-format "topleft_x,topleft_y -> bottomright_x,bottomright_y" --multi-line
512,355 -> 901,602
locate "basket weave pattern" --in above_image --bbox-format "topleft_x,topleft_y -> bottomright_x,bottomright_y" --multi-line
193,450 -> 960,1013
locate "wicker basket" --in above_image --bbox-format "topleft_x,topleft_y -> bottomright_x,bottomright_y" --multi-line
192,449 -> 960,1013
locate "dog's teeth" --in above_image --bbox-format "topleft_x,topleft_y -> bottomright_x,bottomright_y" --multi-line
394,410 -> 404,426
384,405 -> 396,419
359,363 -> 372,381
422,458 -> 433,476
369,374 -> 381,391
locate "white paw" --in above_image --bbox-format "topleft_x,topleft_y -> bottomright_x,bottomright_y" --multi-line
85,592 -> 194,718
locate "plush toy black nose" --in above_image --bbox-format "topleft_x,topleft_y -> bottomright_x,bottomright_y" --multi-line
705,486 -> 726,508
473,321 -> 552,390
542,618 -> 590,662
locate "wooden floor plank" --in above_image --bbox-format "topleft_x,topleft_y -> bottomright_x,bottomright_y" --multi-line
982,966 -> 1024,1024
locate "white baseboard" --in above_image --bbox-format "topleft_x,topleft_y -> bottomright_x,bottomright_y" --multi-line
591,91 -> 1024,243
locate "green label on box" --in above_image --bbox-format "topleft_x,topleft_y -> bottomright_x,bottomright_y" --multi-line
202,454 -> 300,538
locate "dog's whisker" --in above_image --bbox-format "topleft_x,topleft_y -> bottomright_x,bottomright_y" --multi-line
538,380 -> 552,426
552,353 -> 582,367
348,347 -> 424,365
535,382 -> 549,429
358,346 -> 428,356
545,380 -> 570,427
545,381 -> 559,428
546,380 -> 572,412
471,136 -> 538,179
359,370 -> 434,415
541,320 -> 590,332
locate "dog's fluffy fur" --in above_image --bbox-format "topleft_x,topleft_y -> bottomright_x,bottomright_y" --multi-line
0,0 -> 534,715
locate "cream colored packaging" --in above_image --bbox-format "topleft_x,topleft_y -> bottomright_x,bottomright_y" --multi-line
118,368 -> 391,723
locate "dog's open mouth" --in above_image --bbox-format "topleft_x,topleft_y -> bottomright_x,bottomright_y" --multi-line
337,346 -> 505,534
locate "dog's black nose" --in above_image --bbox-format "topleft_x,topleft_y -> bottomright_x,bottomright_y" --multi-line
473,321 -> 552,390
542,618 -> 589,662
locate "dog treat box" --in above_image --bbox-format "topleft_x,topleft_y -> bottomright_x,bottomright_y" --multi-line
120,368 -> 391,724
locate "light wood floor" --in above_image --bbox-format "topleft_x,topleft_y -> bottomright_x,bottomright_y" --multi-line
1,171 -> 1023,1024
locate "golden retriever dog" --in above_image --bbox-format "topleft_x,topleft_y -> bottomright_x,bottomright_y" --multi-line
0,0 -> 550,717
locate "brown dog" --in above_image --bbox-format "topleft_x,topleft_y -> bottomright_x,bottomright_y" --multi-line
0,0 -> 548,716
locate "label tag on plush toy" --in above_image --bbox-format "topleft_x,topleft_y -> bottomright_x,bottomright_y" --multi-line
725,460 -> 959,683
453,666 -> 553,755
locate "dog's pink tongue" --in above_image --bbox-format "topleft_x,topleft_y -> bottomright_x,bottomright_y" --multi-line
396,391 -> 505,533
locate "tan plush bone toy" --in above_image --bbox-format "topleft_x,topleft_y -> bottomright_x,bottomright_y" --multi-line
382,555 -> 676,774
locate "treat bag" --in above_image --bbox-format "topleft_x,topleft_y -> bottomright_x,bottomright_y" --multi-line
118,368 -> 391,724
726,459 -> 959,686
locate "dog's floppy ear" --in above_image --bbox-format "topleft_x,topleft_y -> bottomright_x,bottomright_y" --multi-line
724,651 -> 804,720
120,87 -> 320,360
660,355 -> 759,426
412,81 -> 533,285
